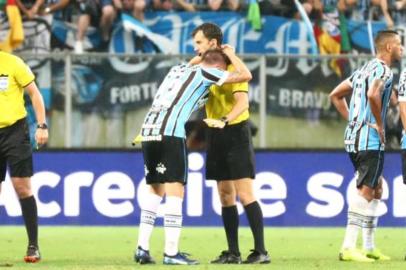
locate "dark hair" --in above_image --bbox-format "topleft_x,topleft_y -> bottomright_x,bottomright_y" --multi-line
201,48 -> 228,66
192,23 -> 223,45
374,30 -> 399,51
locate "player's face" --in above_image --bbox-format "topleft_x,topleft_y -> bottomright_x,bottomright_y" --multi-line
390,35 -> 404,62
193,30 -> 218,56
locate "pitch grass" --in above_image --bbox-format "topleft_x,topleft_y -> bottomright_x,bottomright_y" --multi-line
1,227 -> 406,269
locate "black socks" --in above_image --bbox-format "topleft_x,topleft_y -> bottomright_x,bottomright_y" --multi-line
20,196 -> 38,247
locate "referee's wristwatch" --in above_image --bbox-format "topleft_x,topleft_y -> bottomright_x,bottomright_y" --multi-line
220,116 -> 228,126
37,123 -> 48,130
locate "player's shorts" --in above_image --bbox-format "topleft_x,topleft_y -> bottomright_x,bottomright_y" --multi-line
206,120 -> 255,181
349,150 -> 384,189
401,150 -> 406,184
141,136 -> 188,185
0,118 -> 33,182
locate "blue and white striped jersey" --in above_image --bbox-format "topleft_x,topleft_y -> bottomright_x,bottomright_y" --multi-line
398,69 -> 406,149
344,58 -> 393,152
141,63 -> 229,140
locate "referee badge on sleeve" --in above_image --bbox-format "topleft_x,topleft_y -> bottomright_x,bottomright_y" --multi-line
0,74 -> 8,91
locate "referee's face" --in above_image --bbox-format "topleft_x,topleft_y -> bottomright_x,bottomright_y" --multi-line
193,30 -> 218,56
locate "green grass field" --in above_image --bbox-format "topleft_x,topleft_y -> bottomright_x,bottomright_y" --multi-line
1,227 -> 406,269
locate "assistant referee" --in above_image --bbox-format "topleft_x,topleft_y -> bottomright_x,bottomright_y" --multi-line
0,51 -> 48,263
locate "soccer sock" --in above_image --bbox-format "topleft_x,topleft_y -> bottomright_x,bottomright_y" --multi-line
244,201 -> 266,254
222,205 -> 240,255
20,196 -> 38,247
363,199 -> 379,251
164,196 -> 183,256
342,193 -> 369,250
137,192 -> 162,251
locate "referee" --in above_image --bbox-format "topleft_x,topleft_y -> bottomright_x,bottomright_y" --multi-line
192,23 -> 270,264
0,51 -> 48,263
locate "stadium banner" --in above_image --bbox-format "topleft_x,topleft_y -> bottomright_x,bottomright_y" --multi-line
1,151 -> 405,227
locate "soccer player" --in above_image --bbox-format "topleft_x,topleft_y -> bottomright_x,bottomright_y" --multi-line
192,23 -> 270,264
0,51 -> 48,262
134,48 -> 252,265
397,68 -> 406,223
329,30 -> 403,262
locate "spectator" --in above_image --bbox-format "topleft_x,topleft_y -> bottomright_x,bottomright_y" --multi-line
115,0 -> 146,21
259,0 -> 297,17
16,0 -> 44,19
345,0 -> 394,28
40,0 -> 70,17
207,0 -> 239,11
74,0 -> 117,53
152,0 -> 196,11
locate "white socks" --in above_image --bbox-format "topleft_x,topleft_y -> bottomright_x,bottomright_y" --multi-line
137,192 -> 162,251
164,196 -> 183,256
342,193 -> 369,249
342,194 -> 380,251
363,199 -> 379,251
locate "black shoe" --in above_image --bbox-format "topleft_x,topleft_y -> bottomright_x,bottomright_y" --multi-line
24,245 -> 41,263
243,250 -> 271,264
134,246 -> 155,264
210,250 -> 242,264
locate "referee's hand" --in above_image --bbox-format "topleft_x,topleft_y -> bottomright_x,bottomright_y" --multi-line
35,128 -> 48,148
203,118 -> 226,129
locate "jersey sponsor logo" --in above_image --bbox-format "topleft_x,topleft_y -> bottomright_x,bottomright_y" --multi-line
0,74 -> 8,91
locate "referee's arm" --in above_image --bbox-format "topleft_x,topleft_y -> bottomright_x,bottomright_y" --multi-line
25,81 -> 48,146
224,92 -> 249,123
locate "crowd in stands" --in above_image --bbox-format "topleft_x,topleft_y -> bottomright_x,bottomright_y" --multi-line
1,0 -> 406,54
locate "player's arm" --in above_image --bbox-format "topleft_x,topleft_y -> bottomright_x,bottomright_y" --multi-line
25,82 -> 48,146
222,45 -> 252,83
367,78 -> 385,143
329,79 -> 352,120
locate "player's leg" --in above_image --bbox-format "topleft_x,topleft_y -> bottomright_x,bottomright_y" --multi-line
339,152 -> 372,262
160,137 -> 198,265
135,183 -> 163,264
135,140 -> 163,264
235,179 -> 270,264
362,178 -> 390,260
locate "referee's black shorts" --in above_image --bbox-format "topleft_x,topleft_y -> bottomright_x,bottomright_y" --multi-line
206,120 -> 255,181
141,136 -> 188,185
0,118 -> 33,182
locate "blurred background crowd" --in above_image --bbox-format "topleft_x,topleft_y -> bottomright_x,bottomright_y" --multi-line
1,0 -> 405,54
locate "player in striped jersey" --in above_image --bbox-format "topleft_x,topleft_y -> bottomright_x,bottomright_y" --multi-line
330,30 -> 403,262
134,47 -> 252,265
397,67 -> 406,213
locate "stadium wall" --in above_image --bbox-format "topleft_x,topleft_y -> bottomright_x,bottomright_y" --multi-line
1,151 -> 405,227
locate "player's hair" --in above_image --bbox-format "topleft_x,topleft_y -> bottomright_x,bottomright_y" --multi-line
192,23 -> 223,45
374,30 -> 399,52
201,49 -> 228,66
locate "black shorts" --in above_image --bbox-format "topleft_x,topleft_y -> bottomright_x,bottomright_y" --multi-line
349,150 -> 384,189
401,150 -> 406,183
206,120 -> 255,181
141,136 -> 188,185
0,118 -> 33,182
